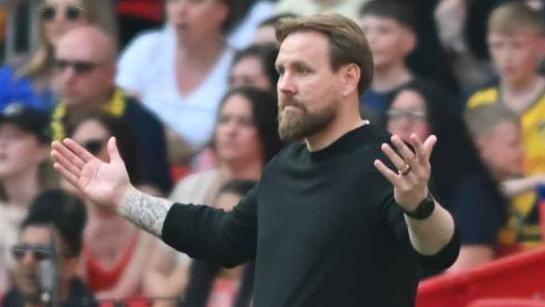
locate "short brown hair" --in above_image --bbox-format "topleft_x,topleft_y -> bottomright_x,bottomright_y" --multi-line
275,14 -> 374,95
488,1 -> 545,35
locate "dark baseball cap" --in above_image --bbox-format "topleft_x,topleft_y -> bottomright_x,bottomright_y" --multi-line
0,103 -> 51,143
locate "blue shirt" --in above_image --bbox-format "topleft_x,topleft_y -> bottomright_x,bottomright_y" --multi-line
0,65 -> 55,112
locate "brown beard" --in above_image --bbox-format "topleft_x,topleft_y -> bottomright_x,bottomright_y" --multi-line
277,99 -> 336,142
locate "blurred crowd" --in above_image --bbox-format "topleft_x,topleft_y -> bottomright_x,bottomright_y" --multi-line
0,0 -> 544,306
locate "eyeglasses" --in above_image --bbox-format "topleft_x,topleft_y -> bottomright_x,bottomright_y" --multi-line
11,244 -> 51,261
82,139 -> 107,155
40,4 -> 83,22
386,109 -> 427,122
55,59 -> 98,75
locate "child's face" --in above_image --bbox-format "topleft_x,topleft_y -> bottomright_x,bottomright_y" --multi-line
359,15 -> 415,71
478,121 -> 525,179
488,29 -> 545,86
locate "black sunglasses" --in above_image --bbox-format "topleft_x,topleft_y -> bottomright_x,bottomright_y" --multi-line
55,59 -> 98,75
83,139 -> 107,155
11,244 -> 51,261
40,4 -> 83,21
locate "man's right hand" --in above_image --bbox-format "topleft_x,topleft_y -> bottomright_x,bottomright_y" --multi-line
51,137 -> 132,209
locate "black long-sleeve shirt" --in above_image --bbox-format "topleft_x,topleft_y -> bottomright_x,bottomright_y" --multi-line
162,124 -> 460,307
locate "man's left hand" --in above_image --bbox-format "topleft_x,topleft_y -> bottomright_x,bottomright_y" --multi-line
374,134 -> 437,211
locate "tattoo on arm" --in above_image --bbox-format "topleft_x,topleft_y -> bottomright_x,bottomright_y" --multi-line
118,188 -> 173,237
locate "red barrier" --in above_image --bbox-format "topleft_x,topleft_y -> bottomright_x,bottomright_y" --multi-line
417,247 -> 545,307
466,298 -> 545,307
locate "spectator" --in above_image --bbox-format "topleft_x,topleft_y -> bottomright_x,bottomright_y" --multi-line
0,104 -> 55,294
253,13 -> 298,46
465,2 -> 545,254
465,104 -> 543,257
65,113 -> 159,300
52,26 -> 172,195
0,0 -> 116,112
228,44 -> 279,93
115,0 -> 242,152
181,180 -> 257,307
359,0 -> 448,126
145,87 -> 283,306
385,83 -> 505,272
3,189 -> 96,307
190,45 -> 279,170
466,1 -> 545,177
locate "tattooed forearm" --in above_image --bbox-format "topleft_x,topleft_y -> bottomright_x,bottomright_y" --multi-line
118,187 -> 173,237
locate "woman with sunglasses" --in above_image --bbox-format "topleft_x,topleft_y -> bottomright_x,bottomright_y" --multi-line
144,87 -> 283,307
0,0 -> 116,112
0,103 -> 58,295
65,112 -> 159,301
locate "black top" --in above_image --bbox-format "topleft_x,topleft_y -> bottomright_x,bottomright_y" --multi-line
162,124 -> 460,307
453,170 -> 507,246
181,261 -> 255,307
120,97 -> 172,193
3,277 -> 97,307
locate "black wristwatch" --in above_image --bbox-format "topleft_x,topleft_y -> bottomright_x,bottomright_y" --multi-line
402,195 -> 435,220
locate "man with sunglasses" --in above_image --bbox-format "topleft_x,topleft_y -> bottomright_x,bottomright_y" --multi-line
51,25 -> 172,196
3,190 -> 96,307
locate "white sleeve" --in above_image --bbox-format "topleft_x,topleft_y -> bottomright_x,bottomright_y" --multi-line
227,1 -> 275,49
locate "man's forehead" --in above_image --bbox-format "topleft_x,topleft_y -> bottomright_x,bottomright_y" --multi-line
20,225 -> 52,243
276,31 -> 329,63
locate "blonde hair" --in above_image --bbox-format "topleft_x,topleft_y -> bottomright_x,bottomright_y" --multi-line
17,0 -> 118,78
488,1 -> 545,35
464,104 -> 520,138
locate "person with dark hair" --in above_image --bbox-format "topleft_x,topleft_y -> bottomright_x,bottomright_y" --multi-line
64,113 -> 159,301
229,44 -> 279,93
0,104 -> 57,294
358,0 -> 451,126
181,180 -> 257,307
146,87 -> 283,304
3,189 -> 97,307
52,14 -> 459,307
385,82 -> 507,271
253,12 -> 298,45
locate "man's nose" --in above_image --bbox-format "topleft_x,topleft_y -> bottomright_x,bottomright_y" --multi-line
278,73 -> 296,96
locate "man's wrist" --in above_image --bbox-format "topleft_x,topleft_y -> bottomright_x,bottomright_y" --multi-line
401,194 -> 436,220
116,185 -> 139,217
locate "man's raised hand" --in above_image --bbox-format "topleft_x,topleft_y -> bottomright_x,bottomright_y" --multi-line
51,137 -> 132,209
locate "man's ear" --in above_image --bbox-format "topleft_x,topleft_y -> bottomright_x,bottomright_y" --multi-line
340,63 -> 361,97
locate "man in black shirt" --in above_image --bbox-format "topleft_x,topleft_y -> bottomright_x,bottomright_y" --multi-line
51,14 -> 459,307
